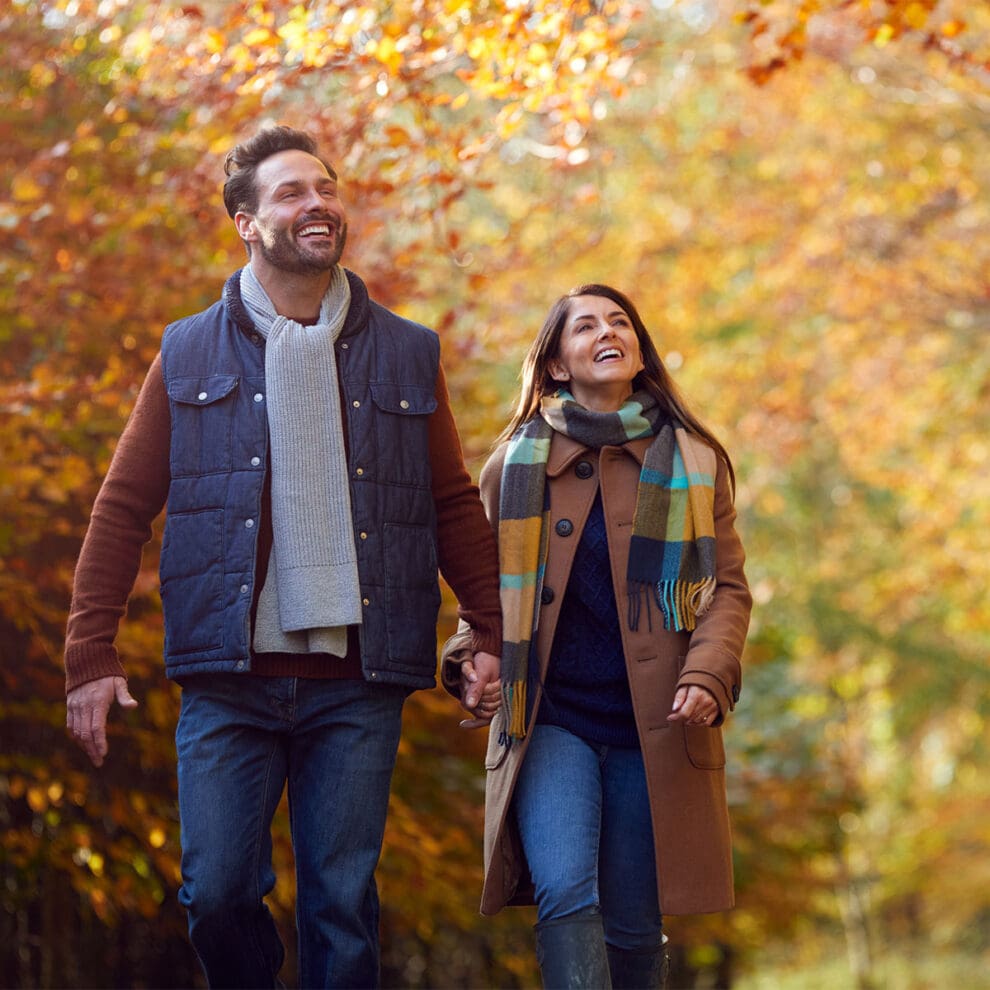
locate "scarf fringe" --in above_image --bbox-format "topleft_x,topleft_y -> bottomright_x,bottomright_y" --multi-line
650,578 -> 717,632
501,679 -> 528,742
627,584 -> 654,633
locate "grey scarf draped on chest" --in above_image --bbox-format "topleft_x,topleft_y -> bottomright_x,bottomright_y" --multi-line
240,265 -> 361,657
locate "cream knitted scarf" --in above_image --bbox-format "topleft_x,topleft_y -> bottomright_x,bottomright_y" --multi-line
240,265 -> 361,656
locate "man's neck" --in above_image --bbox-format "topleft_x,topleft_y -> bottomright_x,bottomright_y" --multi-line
248,259 -> 333,324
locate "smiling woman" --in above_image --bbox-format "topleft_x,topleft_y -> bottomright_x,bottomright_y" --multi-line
546,295 -> 646,412
443,283 -> 752,989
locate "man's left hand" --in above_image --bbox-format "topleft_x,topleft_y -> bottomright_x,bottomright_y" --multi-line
459,651 -> 501,729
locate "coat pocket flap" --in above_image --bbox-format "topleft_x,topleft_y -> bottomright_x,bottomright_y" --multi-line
484,709 -> 510,770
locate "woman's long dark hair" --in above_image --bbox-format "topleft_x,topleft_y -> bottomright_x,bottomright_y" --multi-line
498,283 -> 736,493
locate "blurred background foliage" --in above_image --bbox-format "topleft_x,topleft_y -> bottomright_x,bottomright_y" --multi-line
1,0 -> 988,986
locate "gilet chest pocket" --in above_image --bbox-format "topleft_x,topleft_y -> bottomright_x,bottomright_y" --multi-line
167,375 -> 240,478
369,383 -> 437,485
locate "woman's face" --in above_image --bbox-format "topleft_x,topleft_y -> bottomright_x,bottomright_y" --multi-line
547,294 -> 645,411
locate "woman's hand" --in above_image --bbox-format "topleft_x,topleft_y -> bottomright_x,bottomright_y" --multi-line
458,652 -> 502,729
667,684 -> 719,726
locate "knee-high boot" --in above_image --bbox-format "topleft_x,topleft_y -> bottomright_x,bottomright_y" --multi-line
535,909 -> 613,990
606,935 -> 670,990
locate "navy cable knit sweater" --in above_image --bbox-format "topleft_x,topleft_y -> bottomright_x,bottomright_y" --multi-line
536,490 -> 639,748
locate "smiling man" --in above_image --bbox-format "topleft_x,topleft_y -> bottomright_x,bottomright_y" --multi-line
63,125 -> 502,989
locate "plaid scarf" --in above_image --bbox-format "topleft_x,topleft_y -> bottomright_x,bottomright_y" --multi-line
497,389 -> 717,740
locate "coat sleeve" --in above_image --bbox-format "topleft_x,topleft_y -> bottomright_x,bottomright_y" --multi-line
676,454 -> 751,721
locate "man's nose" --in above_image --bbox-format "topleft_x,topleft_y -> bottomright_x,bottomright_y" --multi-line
302,187 -> 331,211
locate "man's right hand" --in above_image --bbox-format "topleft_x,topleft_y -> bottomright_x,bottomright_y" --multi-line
66,676 -> 138,767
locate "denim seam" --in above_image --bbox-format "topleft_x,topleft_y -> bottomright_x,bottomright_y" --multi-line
247,738 -> 282,976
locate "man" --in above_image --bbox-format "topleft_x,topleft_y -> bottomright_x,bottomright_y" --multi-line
64,125 -> 501,989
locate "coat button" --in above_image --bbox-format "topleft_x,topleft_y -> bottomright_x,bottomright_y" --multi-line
540,586 -> 555,605
575,460 -> 593,479
732,685 -> 740,702
555,519 -> 574,537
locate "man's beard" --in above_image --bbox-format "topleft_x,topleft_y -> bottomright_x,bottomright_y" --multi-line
257,218 -> 348,276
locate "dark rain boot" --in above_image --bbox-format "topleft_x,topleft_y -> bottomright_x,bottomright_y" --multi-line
535,909 -> 613,989
606,935 -> 670,990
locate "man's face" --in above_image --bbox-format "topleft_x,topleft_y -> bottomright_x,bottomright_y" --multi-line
239,149 -> 348,276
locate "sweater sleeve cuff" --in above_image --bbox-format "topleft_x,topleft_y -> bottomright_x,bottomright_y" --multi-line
64,644 -> 127,694
457,607 -> 501,659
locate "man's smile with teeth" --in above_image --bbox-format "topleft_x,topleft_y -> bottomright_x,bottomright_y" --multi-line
298,222 -> 331,237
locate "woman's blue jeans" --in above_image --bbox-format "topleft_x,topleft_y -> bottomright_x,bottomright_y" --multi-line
175,674 -> 408,989
513,724 -> 663,952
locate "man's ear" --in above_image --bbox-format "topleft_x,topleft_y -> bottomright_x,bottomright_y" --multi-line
234,212 -> 257,242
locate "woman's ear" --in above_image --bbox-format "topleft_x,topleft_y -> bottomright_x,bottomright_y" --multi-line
547,358 -> 569,381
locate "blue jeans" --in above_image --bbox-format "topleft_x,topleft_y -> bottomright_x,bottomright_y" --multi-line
175,675 -> 408,989
513,724 -> 663,952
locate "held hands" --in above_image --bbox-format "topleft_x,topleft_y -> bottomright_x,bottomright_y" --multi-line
66,675 -> 138,767
668,684 -> 719,726
458,651 -> 501,730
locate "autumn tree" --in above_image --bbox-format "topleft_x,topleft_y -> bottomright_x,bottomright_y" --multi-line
2,0 -> 988,986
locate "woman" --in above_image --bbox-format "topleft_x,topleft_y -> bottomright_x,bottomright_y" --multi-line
444,284 -> 751,989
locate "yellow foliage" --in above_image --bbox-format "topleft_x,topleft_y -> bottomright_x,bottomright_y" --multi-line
11,172 -> 44,202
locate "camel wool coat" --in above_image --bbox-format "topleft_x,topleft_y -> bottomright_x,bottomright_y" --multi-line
443,429 -> 752,917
